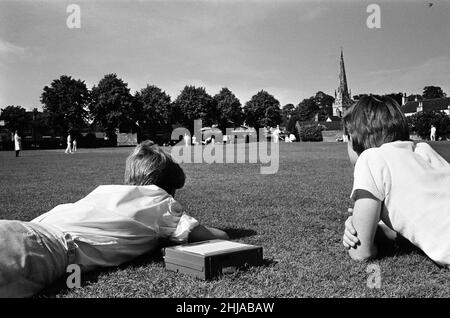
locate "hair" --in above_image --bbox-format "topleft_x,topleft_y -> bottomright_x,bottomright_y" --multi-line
343,95 -> 410,155
124,140 -> 185,194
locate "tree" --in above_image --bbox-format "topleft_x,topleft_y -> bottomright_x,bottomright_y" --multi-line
89,74 -> 137,139
297,124 -> 324,142
41,75 -> 90,134
437,116 -> 450,140
36,110 -> 53,133
173,86 -> 217,131
281,103 -> 295,127
135,85 -> 172,140
313,91 -> 334,120
287,114 -> 301,137
282,104 -> 295,118
296,97 -> 319,121
263,105 -> 282,128
0,105 -> 28,132
213,87 -> 243,132
423,86 -> 446,100
407,110 -> 449,140
243,90 -> 281,131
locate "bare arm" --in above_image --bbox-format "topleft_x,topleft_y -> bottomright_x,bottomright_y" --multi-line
348,190 -> 382,261
344,218 -> 398,248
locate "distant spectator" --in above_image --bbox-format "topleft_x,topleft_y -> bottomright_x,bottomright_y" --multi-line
14,131 -> 22,157
72,138 -> 77,152
183,133 -> 191,147
430,125 -> 436,141
65,133 -> 72,154
272,125 -> 281,143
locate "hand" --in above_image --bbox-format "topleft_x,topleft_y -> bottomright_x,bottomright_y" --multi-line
188,225 -> 229,242
342,212 -> 360,249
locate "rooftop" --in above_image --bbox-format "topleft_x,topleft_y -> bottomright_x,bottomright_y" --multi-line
402,97 -> 450,113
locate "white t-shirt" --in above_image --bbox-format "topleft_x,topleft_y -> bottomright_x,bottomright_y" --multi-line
351,141 -> 450,267
14,134 -> 21,151
32,185 -> 199,270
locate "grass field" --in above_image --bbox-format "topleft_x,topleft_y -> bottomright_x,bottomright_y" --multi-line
0,142 -> 449,298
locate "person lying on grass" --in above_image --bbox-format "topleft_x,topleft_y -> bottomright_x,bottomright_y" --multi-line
0,141 -> 228,297
341,95 -> 450,268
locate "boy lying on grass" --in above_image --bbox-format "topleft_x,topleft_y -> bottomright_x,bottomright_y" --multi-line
0,141 -> 228,297
342,95 -> 449,268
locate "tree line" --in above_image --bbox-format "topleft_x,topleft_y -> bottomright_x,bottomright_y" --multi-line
0,74 -> 285,142
1,74 -> 448,143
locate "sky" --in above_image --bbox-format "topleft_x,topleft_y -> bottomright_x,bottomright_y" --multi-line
1,0 -> 450,111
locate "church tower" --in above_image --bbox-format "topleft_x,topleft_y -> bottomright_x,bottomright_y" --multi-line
332,48 -> 353,117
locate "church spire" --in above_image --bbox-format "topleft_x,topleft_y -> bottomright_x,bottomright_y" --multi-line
332,48 -> 353,118
338,48 -> 350,100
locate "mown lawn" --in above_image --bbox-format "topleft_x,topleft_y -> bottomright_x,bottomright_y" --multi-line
0,142 -> 449,297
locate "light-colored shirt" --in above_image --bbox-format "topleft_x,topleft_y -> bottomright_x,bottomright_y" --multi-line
351,141 -> 450,267
32,185 -> 199,270
14,134 -> 21,151
431,127 -> 436,135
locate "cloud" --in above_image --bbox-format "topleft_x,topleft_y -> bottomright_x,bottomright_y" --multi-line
0,39 -> 26,55
261,86 -> 307,105
396,56 -> 450,93
303,6 -> 329,20
354,56 -> 450,95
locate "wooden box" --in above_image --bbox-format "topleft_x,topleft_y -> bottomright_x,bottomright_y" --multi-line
163,239 -> 263,280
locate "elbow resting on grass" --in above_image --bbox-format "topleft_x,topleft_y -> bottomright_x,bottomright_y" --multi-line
346,190 -> 382,262
348,244 -> 378,262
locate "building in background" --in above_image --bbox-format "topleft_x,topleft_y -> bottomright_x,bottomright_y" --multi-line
401,96 -> 450,117
332,49 -> 354,118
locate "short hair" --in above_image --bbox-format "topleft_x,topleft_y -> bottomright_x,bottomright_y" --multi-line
343,95 -> 410,154
124,140 -> 185,194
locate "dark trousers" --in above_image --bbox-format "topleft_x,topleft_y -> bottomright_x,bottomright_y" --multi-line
15,150 -> 19,157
